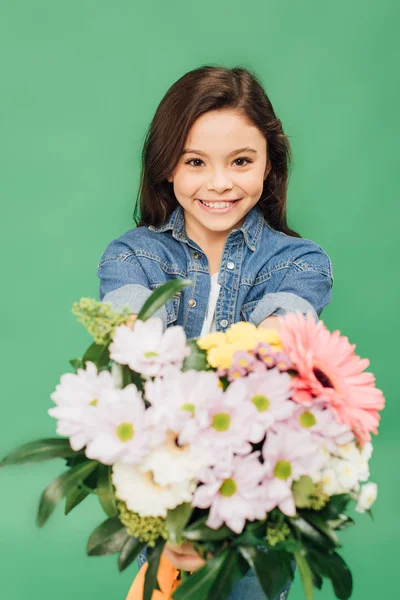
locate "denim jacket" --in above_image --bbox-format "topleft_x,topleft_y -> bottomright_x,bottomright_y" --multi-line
97,203 -> 333,334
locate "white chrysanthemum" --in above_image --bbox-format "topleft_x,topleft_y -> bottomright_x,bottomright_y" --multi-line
139,430 -> 208,486
109,318 -> 190,378
335,441 -> 370,482
48,361 -> 116,451
318,440 -> 374,496
85,384 -> 150,465
112,461 -> 196,517
319,467 -> 341,496
145,367 -> 222,435
335,458 -> 360,491
355,482 -> 378,513
319,456 -> 363,495
360,441 -> 373,462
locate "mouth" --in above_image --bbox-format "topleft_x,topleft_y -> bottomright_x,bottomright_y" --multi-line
196,199 -> 241,213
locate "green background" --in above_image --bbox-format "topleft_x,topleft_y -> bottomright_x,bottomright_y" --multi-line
0,1 -> 398,598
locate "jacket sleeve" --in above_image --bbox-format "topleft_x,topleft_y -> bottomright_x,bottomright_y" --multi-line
96,243 -> 168,329
248,248 -> 333,326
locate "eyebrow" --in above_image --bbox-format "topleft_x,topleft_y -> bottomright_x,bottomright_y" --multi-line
182,146 -> 258,157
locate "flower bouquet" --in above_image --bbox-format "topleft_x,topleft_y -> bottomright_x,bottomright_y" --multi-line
1,279 -> 385,600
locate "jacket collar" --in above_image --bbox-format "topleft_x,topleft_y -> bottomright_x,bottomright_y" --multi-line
148,203 -> 264,251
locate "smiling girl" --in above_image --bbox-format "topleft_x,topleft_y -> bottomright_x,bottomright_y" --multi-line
97,65 -> 333,599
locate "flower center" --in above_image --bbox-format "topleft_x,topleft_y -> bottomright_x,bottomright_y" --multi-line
116,422 -> 134,442
274,460 -> 292,480
212,412 -> 231,431
313,367 -> 334,388
219,478 -> 237,497
181,403 -> 196,416
300,411 -> 317,428
144,351 -> 159,358
251,394 -> 270,412
89,398 -> 98,406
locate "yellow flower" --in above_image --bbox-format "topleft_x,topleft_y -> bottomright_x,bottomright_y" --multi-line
225,322 -> 258,344
207,343 -> 237,369
197,331 -> 226,350
256,327 -> 283,350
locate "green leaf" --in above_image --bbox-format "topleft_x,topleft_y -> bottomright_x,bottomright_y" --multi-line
183,515 -> 234,541
172,549 -> 229,600
294,551 -> 314,600
121,364 -> 133,388
269,537 -> 302,553
64,485 -> 89,515
318,495 -> 351,521
64,453 -> 88,468
137,279 -> 193,322
233,529 -> 265,548
86,516 -> 129,556
37,460 -> 98,527
1,438 -> 78,467
305,547 -> 324,590
166,503 -> 194,544
118,535 -> 146,572
144,537 -> 166,600
82,342 -> 110,369
239,546 -> 294,600
307,549 -> 353,600
97,465 -> 117,517
207,549 -> 245,600
290,516 -> 337,549
327,515 -> 355,531
300,512 -> 340,547
69,358 -> 83,371
182,340 -> 209,371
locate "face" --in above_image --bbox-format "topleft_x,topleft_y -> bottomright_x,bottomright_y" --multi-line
167,109 -> 271,242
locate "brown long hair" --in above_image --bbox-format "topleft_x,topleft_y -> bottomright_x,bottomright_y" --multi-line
134,65 -> 301,238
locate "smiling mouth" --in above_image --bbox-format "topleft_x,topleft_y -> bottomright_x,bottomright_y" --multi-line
198,199 -> 240,208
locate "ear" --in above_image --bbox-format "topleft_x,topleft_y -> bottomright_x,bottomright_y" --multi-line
167,173 -> 173,183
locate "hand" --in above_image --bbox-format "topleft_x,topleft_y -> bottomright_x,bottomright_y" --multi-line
258,314 -> 283,332
125,314 -> 138,330
162,541 -> 206,572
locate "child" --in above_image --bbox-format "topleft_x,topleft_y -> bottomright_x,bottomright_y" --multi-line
97,65 -> 333,600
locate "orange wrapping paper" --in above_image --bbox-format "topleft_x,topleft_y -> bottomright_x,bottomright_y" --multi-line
125,554 -> 182,600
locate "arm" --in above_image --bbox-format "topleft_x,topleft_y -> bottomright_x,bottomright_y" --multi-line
97,243 -> 168,328
249,249 -> 333,327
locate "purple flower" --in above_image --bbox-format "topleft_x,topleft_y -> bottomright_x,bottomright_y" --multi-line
109,318 -> 190,378
193,452 -> 267,534
178,379 -> 258,463
261,427 -> 325,516
287,403 -> 354,452
244,369 -> 296,442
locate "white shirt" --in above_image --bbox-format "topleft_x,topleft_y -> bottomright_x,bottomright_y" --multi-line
200,271 -> 221,337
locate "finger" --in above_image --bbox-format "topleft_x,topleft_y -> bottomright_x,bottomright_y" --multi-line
163,546 -> 206,572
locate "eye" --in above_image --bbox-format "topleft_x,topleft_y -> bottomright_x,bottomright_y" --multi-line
233,157 -> 252,166
184,156 -> 253,168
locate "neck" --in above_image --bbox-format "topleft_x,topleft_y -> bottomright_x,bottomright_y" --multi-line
184,215 -> 244,276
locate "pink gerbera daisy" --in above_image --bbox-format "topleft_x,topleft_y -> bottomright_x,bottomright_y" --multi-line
277,312 -> 385,444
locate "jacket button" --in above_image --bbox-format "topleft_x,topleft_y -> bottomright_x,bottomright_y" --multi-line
227,261 -> 235,270
220,319 -> 229,328
188,299 -> 197,308
193,252 -> 202,259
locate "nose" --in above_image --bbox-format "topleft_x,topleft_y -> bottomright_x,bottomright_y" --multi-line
206,168 -> 234,193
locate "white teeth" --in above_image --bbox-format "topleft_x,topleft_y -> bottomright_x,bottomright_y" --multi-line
201,201 -> 232,209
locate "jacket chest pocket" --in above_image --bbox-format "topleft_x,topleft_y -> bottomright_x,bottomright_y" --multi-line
240,300 -> 259,323
148,283 -> 182,325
